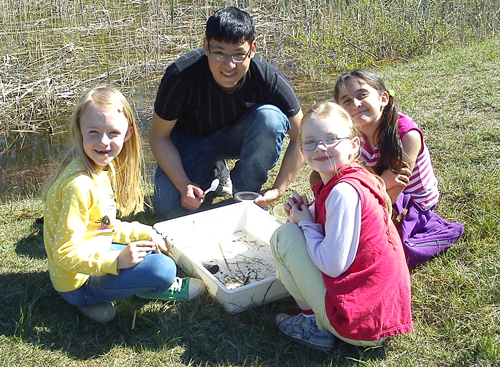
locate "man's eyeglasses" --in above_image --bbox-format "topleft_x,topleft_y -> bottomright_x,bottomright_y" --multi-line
301,137 -> 349,151
207,44 -> 252,64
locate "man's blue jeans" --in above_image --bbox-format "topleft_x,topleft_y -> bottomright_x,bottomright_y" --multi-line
58,245 -> 177,307
154,104 -> 290,219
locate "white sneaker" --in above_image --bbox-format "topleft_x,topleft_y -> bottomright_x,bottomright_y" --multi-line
215,160 -> 233,196
77,303 -> 116,323
218,177 -> 233,196
275,313 -> 335,350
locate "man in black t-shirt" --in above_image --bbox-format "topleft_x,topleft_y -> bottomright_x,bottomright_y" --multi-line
150,6 -> 303,219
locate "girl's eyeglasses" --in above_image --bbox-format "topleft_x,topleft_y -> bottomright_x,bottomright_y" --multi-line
301,137 -> 349,151
207,44 -> 252,64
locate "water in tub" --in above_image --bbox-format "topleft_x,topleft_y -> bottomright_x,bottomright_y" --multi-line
170,226 -> 276,290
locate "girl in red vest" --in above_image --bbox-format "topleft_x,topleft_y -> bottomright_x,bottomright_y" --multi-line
271,101 -> 413,350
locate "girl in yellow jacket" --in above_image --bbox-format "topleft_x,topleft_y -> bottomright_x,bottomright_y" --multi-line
43,86 -> 204,323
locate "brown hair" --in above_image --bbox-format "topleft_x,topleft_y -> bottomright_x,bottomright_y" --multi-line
333,69 -> 404,175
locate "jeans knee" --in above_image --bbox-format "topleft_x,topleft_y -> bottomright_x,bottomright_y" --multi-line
238,105 -> 289,166
148,254 -> 177,285
253,104 -> 290,134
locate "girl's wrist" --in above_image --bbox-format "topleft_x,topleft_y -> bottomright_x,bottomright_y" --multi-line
150,231 -> 161,241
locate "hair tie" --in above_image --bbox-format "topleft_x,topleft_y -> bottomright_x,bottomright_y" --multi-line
387,89 -> 395,97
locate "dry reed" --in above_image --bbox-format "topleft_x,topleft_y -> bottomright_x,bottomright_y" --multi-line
0,0 -> 498,135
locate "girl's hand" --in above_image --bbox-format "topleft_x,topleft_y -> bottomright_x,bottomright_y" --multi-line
381,163 -> 412,204
117,241 -> 156,269
392,163 -> 412,187
288,202 -> 313,223
150,231 -> 170,254
288,191 -> 309,206
284,191 -> 310,218
284,191 -> 312,223
381,163 -> 411,190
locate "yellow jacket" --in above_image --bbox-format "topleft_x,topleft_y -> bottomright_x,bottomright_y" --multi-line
43,158 -> 153,292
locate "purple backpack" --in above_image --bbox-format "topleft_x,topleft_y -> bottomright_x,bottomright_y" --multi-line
393,193 -> 464,268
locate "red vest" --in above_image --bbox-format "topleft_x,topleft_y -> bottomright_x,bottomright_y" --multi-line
312,163 -> 413,341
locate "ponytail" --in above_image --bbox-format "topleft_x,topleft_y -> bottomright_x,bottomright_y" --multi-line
374,94 -> 404,175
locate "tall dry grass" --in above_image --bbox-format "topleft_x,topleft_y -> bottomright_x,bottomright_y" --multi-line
0,0 -> 498,136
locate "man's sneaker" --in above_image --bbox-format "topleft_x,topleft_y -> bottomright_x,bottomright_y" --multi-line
275,313 -> 335,350
77,303 -> 116,323
137,277 -> 205,302
214,160 -> 233,196
218,177 -> 233,196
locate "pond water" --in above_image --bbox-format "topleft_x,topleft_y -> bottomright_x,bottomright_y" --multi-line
0,80 -> 326,202
0,131 -> 66,201
0,128 -> 160,202
0,0 -> 337,202
0,104 -> 158,202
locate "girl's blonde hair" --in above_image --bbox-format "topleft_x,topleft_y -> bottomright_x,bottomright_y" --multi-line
303,101 -> 393,222
301,101 -> 360,160
43,86 -> 144,216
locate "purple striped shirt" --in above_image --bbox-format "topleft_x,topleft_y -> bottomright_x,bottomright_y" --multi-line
359,113 -> 439,211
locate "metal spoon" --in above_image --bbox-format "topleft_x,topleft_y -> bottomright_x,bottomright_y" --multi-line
204,178 -> 220,194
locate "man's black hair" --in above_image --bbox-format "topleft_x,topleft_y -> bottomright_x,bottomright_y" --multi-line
205,7 -> 255,44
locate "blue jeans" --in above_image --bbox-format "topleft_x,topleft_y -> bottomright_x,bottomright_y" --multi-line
154,104 -> 290,219
59,244 -> 177,307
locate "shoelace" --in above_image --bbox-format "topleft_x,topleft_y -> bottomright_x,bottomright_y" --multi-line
169,277 -> 183,293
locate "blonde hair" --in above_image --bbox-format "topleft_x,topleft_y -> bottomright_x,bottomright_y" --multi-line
300,101 -> 360,160
43,86 -> 144,216
302,101 -> 394,222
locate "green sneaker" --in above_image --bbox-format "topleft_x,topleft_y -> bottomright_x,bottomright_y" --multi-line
137,277 -> 205,302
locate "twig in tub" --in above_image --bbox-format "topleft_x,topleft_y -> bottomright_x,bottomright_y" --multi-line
235,261 -> 249,284
217,242 -> 238,281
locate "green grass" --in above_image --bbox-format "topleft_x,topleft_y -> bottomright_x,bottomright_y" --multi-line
2,37 -> 500,366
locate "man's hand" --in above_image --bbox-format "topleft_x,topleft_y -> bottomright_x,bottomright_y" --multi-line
180,183 -> 205,210
254,188 -> 280,207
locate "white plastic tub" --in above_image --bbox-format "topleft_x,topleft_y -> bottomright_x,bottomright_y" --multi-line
153,202 -> 289,314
